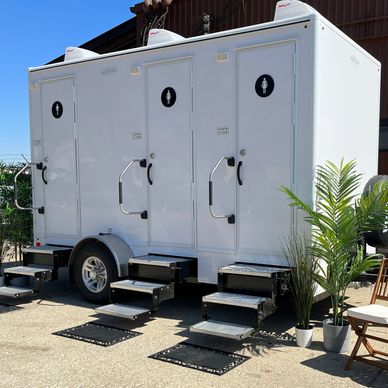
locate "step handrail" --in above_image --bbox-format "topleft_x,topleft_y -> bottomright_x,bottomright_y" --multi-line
119,159 -> 148,219
14,162 -> 44,213
208,156 -> 235,224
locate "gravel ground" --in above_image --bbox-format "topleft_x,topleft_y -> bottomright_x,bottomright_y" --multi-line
0,269 -> 387,388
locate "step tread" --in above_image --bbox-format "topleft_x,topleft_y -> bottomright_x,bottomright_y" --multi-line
130,255 -> 194,267
190,320 -> 254,340
110,279 -> 169,293
203,292 -> 270,309
219,263 -> 290,278
4,266 -> 52,276
22,245 -> 72,254
95,304 -> 151,320
0,286 -> 34,298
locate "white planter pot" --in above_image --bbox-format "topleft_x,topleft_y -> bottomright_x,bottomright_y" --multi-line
295,326 -> 313,348
323,319 -> 351,353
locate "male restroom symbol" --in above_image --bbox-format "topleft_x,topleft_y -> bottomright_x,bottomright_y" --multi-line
51,101 -> 63,118
161,87 -> 177,107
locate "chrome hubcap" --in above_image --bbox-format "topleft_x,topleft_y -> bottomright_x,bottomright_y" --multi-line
82,256 -> 107,293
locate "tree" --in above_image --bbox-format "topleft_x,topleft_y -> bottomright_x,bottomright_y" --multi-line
0,162 -> 33,267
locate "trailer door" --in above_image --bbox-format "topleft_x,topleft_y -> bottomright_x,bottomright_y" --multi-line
40,77 -> 78,241
237,42 -> 295,255
147,59 -> 194,247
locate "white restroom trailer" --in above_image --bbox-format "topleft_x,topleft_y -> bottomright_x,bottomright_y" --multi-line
3,1 -> 381,337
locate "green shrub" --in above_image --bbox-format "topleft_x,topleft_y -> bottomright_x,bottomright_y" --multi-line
0,162 -> 33,266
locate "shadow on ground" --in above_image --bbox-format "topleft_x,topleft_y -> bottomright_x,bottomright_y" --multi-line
302,353 -> 388,387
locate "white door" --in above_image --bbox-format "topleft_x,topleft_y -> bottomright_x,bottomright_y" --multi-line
147,59 -> 194,247
40,77 -> 78,240
237,42 -> 295,255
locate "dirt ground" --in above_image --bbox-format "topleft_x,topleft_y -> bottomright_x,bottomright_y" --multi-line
0,268 -> 387,388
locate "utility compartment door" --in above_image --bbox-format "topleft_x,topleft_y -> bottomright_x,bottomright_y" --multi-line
237,42 -> 295,255
147,59 -> 194,247
40,77 -> 78,240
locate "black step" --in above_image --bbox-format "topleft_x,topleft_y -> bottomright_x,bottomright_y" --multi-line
203,292 -> 270,309
127,255 -> 196,284
95,304 -> 151,320
4,266 -> 52,278
190,320 -> 255,340
218,263 -> 290,298
0,286 -> 34,298
22,245 -> 72,255
219,263 -> 290,278
129,255 -> 194,268
110,279 -> 170,294
22,245 -> 72,281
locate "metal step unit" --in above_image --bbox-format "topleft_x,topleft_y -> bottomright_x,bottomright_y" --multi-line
109,279 -> 174,310
96,254 -> 197,320
218,263 -> 290,297
4,266 -> 52,278
189,262 -> 290,340
0,286 -> 35,298
0,266 -> 53,298
95,304 -> 151,320
202,292 -> 270,310
190,320 -> 255,340
128,255 -> 196,284
110,279 -> 170,294
0,244 -> 72,299
22,245 -> 72,281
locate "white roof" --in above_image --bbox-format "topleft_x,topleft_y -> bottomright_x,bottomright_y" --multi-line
29,0 -> 378,72
29,13 -> 318,72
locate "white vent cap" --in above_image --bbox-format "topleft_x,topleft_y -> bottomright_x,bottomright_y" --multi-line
147,29 -> 185,46
274,1 -> 315,21
64,47 -> 100,62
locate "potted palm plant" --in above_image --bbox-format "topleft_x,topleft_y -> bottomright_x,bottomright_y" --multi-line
282,233 -> 317,348
281,160 -> 387,353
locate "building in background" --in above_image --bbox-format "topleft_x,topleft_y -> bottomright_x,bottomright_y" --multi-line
51,0 -> 388,173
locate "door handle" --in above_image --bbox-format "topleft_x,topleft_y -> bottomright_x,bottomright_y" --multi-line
14,162 -> 44,213
118,159 -> 148,219
237,161 -> 243,186
147,163 -> 153,185
42,166 -> 48,185
208,156 -> 235,224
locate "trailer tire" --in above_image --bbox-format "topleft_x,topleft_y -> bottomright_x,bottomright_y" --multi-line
74,244 -> 118,303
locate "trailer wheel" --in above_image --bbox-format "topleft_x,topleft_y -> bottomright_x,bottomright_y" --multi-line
74,244 -> 118,303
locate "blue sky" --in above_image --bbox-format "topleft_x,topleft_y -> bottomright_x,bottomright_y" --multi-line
0,0 -> 138,162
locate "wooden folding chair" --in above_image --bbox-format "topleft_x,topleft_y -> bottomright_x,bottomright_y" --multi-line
345,258 -> 388,370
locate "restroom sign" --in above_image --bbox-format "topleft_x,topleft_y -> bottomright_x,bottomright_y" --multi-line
161,87 -> 176,107
52,101 -> 63,118
255,75 -> 274,98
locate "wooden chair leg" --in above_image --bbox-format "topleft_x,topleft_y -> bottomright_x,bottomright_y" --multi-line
345,320 -> 373,370
354,321 -> 375,356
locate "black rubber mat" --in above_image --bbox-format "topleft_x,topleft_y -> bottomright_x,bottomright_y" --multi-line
149,342 -> 250,375
54,323 -> 140,347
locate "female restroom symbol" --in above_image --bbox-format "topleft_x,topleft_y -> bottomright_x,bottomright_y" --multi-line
261,78 -> 268,94
255,75 -> 274,98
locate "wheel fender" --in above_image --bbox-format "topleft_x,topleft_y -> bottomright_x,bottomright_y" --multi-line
68,234 -> 133,284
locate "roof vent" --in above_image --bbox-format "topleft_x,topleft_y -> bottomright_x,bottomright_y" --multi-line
274,1 -> 314,21
64,47 -> 100,62
147,29 -> 185,46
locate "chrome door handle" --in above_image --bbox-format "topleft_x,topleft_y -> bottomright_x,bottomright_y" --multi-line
208,156 -> 235,224
119,159 -> 148,219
